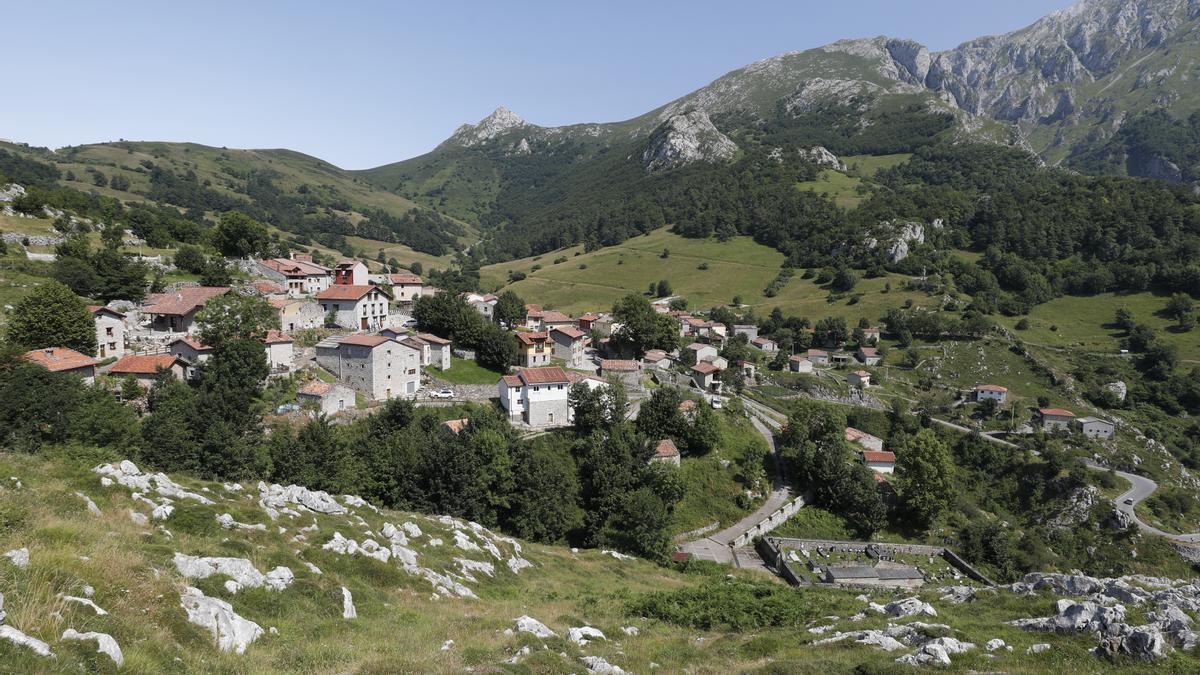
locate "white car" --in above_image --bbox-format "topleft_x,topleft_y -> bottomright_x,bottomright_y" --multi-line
710,397 -> 723,410
403,319 -> 419,328
429,388 -> 454,399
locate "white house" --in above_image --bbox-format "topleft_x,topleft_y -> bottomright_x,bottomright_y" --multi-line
465,293 -> 499,320
751,337 -> 777,353
974,384 -> 1008,404
333,260 -> 369,286
257,254 -> 332,297
642,349 -> 673,370
384,273 -> 423,307
272,298 -> 325,333
89,306 -> 126,359
142,286 -> 231,334
168,336 -> 214,377
314,334 -> 421,400
733,324 -> 759,341
297,381 -> 356,415
789,355 -> 813,373
23,347 -> 98,384
857,347 -> 882,366
316,285 -> 391,331
1037,408 -> 1075,433
691,361 -> 721,391
1076,416 -> 1115,440
861,450 -> 896,474
848,370 -> 872,388
108,354 -> 187,389
263,330 -> 295,372
416,333 -> 452,370
499,367 -> 571,428
686,343 -> 719,364
807,349 -> 830,366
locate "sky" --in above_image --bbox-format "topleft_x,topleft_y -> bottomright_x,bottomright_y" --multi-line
3,0 -> 1078,169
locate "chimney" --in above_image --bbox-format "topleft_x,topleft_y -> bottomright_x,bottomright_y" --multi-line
44,348 -> 54,355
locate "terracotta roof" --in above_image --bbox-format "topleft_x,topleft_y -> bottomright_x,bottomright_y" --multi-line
517,367 -> 569,385
500,374 -> 523,387
850,370 -> 871,377
88,305 -> 125,318
789,354 -> 808,362
579,313 -> 600,322
268,298 -> 290,309
845,427 -> 881,444
516,332 -> 549,346
691,362 -> 720,375
252,280 -> 285,294
975,384 -> 1008,392
260,257 -> 330,276
263,330 -> 293,344
335,260 -> 365,269
524,304 -> 542,313
864,326 -> 881,333
169,336 -> 212,352
654,439 -> 680,459
752,337 -> 773,345
316,285 -> 379,301
144,287 -> 230,316
862,451 -> 897,463
540,311 -> 572,323
443,419 -> 469,434
858,347 -> 878,356
298,381 -> 334,396
416,333 -> 450,345
23,348 -> 98,372
552,326 -> 585,340
808,349 -> 828,357
601,359 -> 640,372
339,334 -> 393,348
679,400 -> 697,412
643,349 -> 668,361
1039,408 -> 1075,418
110,354 -> 182,375
388,273 -> 422,284
686,343 -> 712,351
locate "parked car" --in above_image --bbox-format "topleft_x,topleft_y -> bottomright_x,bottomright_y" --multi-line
1123,498 -> 1134,505
402,318 -> 419,328
710,397 -> 722,410
429,388 -> 454,399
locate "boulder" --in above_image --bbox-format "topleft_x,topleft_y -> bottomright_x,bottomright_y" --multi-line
871,596 -> 937,617
341,587 -> 356,620
568,626 -> 607,646
0,625 -> 53,657
3,548 -> 29,569
986,638 -> 1006,651
1010,599 -> 1126,634
1096,624 -> 1169,661
62,595 -> 107,615
174,553 -> 292,591
581,655 -> 628,674
1026,643 -> 1052,654
94,461 -> 213,504
179,587 -> 263,654
61,629 -> 123,667
257,481 -> 345,515
924,637 -> 975,654
895,643 -> 952,666
514,615 -> 556,639
799,146 -> 847,171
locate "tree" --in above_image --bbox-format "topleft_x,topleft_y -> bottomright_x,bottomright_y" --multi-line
655,279 -> 672,298
211,211 -> 270,258
635,387 -> 687,440
140,378 -> 201,472
813,317 -> 849,348
121,373 -> 144,401
100,223 -> 124,249
3,280 -> 97,354
610,294 -> 677,356
67,386 -> 140,450
506,439 -> 582,543
0,355 -> 82,452
474,322 -> 518,371
681,403 -> 721,455
831,267 -> 858,292
90,248 -> 148,303
569,380 -> 628,436
1114,307 -> 1136,332
895,429 -> 956,528
199,257 -> 234,286
493,290 -> 526,327
1165,293 -> 1196,330
195,293 -> 279,348
409,262 -> 423,276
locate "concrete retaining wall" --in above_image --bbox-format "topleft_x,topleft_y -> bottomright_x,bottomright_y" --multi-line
730,495 -> 806,548
761,536 -> 998,588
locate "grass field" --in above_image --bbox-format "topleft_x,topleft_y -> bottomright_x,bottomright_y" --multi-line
843,153 -> 912,177
426,356 -> 504,385
669,410 -> 772,535
479,228 -> 939,321
997,291 -> 1200,364
796,170 -> 866,208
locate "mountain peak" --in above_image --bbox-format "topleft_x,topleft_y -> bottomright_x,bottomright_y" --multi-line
450,106 -> 529,147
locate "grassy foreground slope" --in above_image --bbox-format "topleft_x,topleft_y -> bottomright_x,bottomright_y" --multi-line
2,451 -> 1187,673
479,228 -> 937,318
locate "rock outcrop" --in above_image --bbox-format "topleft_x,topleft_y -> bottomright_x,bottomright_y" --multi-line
61,629 -> 123,667
450,107 -> 529,147
643,111 -> 738,172
179,587 -> 263,654
799,146 -> 847,171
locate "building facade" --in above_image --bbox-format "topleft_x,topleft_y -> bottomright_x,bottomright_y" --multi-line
498,367 -> 571,428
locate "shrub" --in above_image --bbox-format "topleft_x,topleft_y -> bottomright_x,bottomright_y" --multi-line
628,578 -> 830,631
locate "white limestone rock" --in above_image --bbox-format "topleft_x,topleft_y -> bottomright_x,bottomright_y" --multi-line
568,626 -> 607,646
216,513 -> 267,531
0,625 -> 53,657
179,586 -> 263,654
93,461 -> 213,504
75,491 -> 102,516
622,626 -> 640,636
128,510 -> 149,526
62,595 -> 107,615
257,482 -> 345,515
643,111 -> 738,173
1027,643 -> 1052,654
581,655 -> 628,674
896,643 -> 952,666
341,587 -> 356,620
514,615 -> 556,639
799,146 -> 847,171
3,547 -> 29,568
986,638 -> 1006,651
62,629 -> 123,667
173,553 -> 292,591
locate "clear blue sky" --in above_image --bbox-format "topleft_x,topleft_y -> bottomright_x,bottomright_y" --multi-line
4,0 -> 1077,169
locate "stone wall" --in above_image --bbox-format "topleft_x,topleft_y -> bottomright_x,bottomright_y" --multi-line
730,495 -> 806,548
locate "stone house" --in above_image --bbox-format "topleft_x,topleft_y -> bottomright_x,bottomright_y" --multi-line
109,354 -> 187,388
861,450 -> 896,474
704,355 -> 729,371
550,326 -> 589,368
89,306 -> 126,359
974,384 -> 1008,404
642,349 -> 672,370
460,293 -> 498,321
498,366 -> 571,428
685,343 -> 719,364
691,361 -> 721,391
857,346 -> 882,366
333,260 -> 369,286
862,327 -> 882,344
263,330 -> 295,372
1037,408 -> 1075,433
789,355 -> 813,373
142,287 -> 231,334
751,337 -> 778,353
732,324 -> 759,341
383,273 -> 423,308
23,347 -> 98,384
297,381 -> 356,415
577,313 -> 612,336
823,564 -> 923,590
1076,416 -> 1115,440
316,285 -> 390,331
652,439 -> 681,466
516,331 -> 553,368
599,359 -> 641,390
807,349 -> 829,366
256,254 -> 332,297
540,311 -> 574,332
273,299 -> 325,333
168,336 -> 214,378
315,334 -> 421,400
416,333 -> 452,370
847,370 -> 872,388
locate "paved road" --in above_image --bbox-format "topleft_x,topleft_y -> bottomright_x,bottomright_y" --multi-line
679,412 -> 792,564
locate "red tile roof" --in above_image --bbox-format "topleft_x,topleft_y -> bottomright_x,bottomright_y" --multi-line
110,354 -> 182,375
517,367 -> 569,385
316,285 -> 379,301
144,287 -> 230,316
169,336 -> 212,352
252,280 -> 285,294
339,334 -> 393,348
260,257 -> 330,276
643,349 -> 668,361
862,451 -> 896,464
858,347 -> 878,356
679,399 -> 697,412
975,384 -> 1008,392
263,330 -> 293,344
298,381 -> 334,396
654,439 -> 680,459
851,370 -> 871,377
552,326 -> 585,340
789,354 -> 807,362
23,348 -> 98,372
808,349 -> 828,357
416,332 -> 451,345
1039,408 -> 1075,418
579,313 -> 600,322
845,427 -> 881,444
268,298 -> 290,309
443,419 -> 469,434
87,305 -> 125,318
601,359 -> 640,372
691,362 -> 720,375
686,342 -> 711,351
500,374 -> 523,387
524,304 -> 543,313
752,337 -> 773,345
540,311 -> 572,323
516,332 -> 549,346
388,273 -> 422,284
